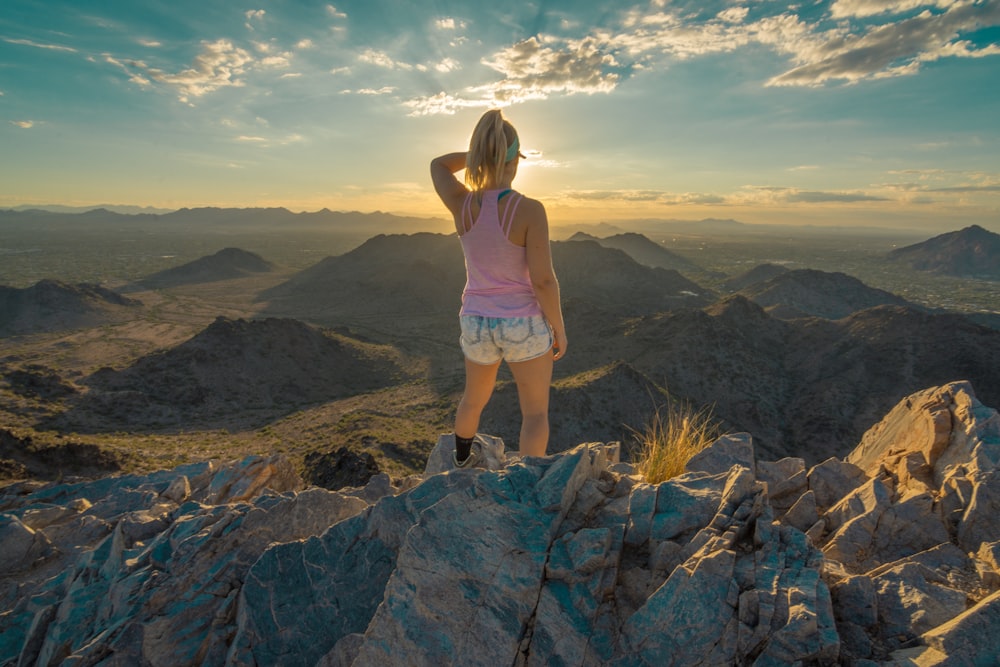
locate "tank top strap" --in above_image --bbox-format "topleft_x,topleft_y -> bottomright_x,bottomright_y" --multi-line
500,192 -> 523,238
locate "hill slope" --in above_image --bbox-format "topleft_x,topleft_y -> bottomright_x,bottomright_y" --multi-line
608,298 -> 1000,462
131,247 -> 274,290
888,224 -> 1000,278
0,280 -> 140,336
55,317 -> 409,431
735,268 -> 914,319
567,231 -> 701,273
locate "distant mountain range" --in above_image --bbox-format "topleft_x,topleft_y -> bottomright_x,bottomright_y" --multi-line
889,224 -> 1000,279
0,206 -> 452,234
9,204 -> 175,215
0,280 -> 140,336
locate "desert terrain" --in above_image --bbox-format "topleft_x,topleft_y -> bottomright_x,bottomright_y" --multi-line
2,208 -> 999,485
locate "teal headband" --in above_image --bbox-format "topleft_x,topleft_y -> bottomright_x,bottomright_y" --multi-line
505,136 -> 521,163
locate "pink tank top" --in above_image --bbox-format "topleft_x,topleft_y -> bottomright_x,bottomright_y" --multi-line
458,189 -> 543,318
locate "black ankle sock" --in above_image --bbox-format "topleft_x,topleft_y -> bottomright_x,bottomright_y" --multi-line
455,435 -> 474,462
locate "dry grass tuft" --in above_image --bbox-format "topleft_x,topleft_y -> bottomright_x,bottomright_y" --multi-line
631,402 -> 722,484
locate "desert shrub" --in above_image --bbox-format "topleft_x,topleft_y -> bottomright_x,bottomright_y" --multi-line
631,401 -> 722,484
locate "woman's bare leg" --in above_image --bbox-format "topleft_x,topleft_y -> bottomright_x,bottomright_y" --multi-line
508,351 -> 554,456
454,358 -> 501,439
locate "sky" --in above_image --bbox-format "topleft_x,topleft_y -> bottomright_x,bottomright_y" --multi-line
2,0 -> 999,231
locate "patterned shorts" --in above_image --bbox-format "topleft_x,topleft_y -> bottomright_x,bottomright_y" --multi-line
459,315 -> 553,365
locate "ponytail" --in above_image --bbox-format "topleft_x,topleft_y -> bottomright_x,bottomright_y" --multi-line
465,109 -> 518,191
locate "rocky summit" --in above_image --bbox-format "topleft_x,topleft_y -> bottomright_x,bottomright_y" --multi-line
2,381 -> 1000,665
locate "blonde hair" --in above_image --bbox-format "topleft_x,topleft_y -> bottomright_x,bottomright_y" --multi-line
465,109 -> 519,191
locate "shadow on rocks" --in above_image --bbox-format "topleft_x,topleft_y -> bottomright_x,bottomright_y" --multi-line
303,446 -> 381,491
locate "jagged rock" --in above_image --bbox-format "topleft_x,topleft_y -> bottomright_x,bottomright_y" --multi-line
977,541 -> 1000,589
758,456 -> 808,511
868,544 -> 972,653
898,589 -> 1000,666
0,455 -> 366,665
807,457 -> 867,511
342,471 -> 396,504
783,489 -> 820,533
4,384 -> 1000,666
0,513 -> 54,573
685,431 -> 755,476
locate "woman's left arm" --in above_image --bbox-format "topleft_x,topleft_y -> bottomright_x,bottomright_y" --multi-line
430,152 -> 469,216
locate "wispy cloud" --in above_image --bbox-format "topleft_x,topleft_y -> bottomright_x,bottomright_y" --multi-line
117,39 -> 255,103
235,132 -> 304,147
326,5 -> 347,19
767,1 -> 1000,86
785,190 -> 890,203
342,86 -> 396,95
2,37 -> 77,53
358,48 -> 411,70
10,120 -> 35,129
830,0 -> 958,19
245,9 -> 265,30
406,35 -> 626,115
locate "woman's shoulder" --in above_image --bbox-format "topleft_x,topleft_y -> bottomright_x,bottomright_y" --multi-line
513,193 -> 546,220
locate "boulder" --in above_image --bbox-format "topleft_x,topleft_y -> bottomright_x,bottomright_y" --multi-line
685,432 -> 755,476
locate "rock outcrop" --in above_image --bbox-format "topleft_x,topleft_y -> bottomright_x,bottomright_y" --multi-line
2,381 -> 1000,665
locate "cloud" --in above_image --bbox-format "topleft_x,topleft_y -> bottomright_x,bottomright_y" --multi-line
562,189 -> 727,205
358,48 -> 412,70
2,37 -> 77,53
435,57 -> 460,73
767,2 -> 1000,86
245,9 -> 265,31
406,35 -> 625,115
717,7 -> 750,24
326,5 -> 347,19
133,39 -> 255,103
830,0 -> 958,19
137,38 -> 162,48
296,39 -> 314,49
10,120 -> 35,129
343,86 -> 396,95
783,190 -> 890,203
235,133 -> 304,147
435,18 -> 467,30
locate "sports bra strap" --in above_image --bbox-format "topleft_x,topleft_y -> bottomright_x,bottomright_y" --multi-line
460,191 -> 474,233
500,192 -> 523,238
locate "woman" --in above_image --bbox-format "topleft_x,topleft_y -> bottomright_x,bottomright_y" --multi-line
431,109 -> 567,466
